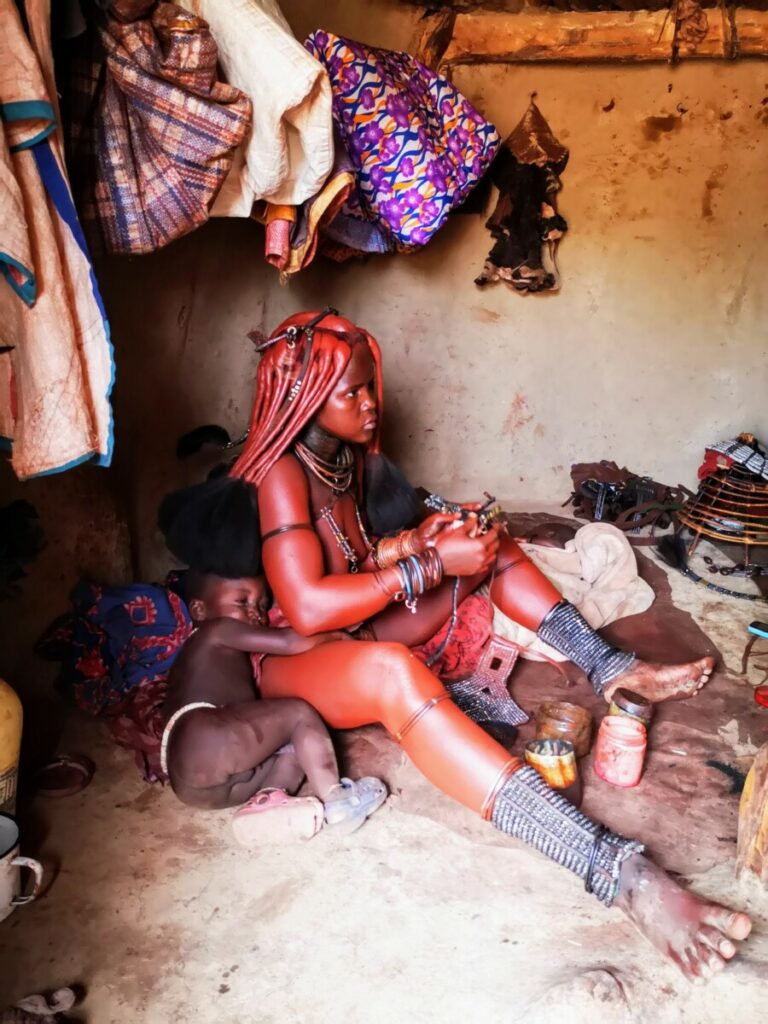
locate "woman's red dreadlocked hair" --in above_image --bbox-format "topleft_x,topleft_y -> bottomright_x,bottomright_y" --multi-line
231,310 -> 385,487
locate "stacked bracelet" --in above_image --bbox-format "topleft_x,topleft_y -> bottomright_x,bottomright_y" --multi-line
392,548 -> 444,613
373,529 -> 420,569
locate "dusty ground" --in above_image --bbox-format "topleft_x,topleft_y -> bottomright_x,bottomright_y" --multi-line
1,541 -> 767,1023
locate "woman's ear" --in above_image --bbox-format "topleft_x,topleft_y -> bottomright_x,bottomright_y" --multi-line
189,598 -> 206,622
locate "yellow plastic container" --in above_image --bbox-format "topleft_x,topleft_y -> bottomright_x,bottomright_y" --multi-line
0,679 -> 22,815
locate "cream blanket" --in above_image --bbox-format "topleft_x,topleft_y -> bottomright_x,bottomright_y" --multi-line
492,522 -> 654,660
185,0 -> 333,212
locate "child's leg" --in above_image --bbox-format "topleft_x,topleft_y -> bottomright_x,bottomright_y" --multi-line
168,699 -> 337,809
230,699 -> 387,844
233,699 -> 387,817
275,700 -> 340,800
219,698 -> 340,799
254,747 -> 304,795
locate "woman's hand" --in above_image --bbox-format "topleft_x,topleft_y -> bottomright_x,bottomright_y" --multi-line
414,511 -> 461,551
432,517 -> 499,576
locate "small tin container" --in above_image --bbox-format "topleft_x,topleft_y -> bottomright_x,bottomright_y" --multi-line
535,701 -> 593,758
524,739 -> 578,789
593,715 -> 647,788
608,688 -> 653,726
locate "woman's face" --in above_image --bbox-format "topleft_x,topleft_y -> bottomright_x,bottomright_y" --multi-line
314,342 -> 377,444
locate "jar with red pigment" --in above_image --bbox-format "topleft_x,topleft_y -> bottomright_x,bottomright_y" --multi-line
593,715 -> 647,788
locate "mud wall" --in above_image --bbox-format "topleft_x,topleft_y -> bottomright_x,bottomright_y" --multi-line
99,1 -> 766,578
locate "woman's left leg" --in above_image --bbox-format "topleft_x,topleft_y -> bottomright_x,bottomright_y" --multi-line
489,532 -> 714,703
260,640 -> 517,812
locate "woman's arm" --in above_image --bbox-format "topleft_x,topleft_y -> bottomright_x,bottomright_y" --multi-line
258,455 -> 499,635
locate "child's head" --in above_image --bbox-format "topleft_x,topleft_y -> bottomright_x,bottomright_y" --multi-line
187,571 -> 269,626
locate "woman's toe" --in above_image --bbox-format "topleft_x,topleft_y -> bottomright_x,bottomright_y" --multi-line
701,945 -> 727,976
701,907 -> 752,941
697,924 -> 737,961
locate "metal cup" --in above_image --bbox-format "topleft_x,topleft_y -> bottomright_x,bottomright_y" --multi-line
524,738 -> 578,788
0,813 -> 43,923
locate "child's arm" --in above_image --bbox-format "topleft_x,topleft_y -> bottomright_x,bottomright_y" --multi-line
207,618 -> 348,656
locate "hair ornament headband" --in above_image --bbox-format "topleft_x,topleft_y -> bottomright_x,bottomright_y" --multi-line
248,306 -> 339,353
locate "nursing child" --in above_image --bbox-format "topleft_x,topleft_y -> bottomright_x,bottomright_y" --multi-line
159,481 -> 387,845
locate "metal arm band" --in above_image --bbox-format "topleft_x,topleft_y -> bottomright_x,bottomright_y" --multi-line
490,765 -> 644,906
261,522 -> 314,543
536,601 -> 636,697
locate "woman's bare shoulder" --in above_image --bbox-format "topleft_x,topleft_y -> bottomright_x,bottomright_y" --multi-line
260,452 -> 307,491
258,453 -> 311,526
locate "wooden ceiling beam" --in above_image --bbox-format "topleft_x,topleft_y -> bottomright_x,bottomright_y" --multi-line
435,7 -> 768,64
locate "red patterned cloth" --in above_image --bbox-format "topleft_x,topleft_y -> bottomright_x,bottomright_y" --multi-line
37,575 -> 192,783
412,593 -> 493,680
107,678 -> 168,782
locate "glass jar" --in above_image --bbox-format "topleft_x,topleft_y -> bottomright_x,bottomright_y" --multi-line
535,701 -> 593,758
524,739 -> 582,807
593,715 -> 647,788
524,738 -> 578,788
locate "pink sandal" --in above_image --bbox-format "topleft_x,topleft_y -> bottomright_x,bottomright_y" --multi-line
231,788 -> 324,847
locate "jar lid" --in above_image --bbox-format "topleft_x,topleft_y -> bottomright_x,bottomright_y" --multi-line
611,688 -> 653,719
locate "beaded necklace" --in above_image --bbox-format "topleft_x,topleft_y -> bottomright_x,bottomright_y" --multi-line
318,500 -> 371,573
294,441 -> 354,494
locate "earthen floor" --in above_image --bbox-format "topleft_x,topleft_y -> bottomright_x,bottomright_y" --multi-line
1,540 -> 766,1023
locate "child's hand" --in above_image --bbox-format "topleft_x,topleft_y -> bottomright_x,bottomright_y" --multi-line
290,629 -> 352,653
313,630 -> 352,646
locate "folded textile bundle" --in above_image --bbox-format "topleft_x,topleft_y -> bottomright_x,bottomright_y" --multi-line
72,0 -> 252,255
37,574 -> 193,781
254,128 -> 355,277
305,30 -> 500,253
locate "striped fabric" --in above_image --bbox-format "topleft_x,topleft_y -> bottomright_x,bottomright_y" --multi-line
81,2 -> 252,255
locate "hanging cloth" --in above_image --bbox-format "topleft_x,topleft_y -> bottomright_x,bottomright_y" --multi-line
0,0 -> 114,478
184,0 -> 334,212
72,0 -> 252,255
305,30 -> 500,252
475,100 -> 569,294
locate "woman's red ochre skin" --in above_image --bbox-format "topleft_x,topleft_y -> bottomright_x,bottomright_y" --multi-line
232,311 -> 747,982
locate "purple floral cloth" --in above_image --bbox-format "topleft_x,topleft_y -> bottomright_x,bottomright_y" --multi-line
305,31 -> 500,250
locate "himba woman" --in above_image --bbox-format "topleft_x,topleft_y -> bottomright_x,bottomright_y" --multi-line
174,309 -> 751,982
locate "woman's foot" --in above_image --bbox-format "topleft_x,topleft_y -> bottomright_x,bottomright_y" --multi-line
322,777 -> 388,836
615,854 -> 752,982
604,657 -> 714,704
